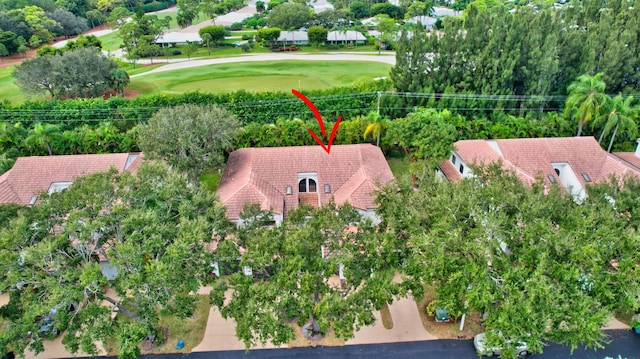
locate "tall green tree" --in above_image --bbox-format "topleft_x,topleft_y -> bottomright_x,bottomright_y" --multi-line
564,72 -> 608,137
267,2 -> 311,30
199,25 -> 226,47
256,27 -> 280,47
377,164 -> 640,359
0,162 -> 230,359
210,203 -> 399,347
596,94 -> 638,152
137,104 -> 241,185
14,47 -> 121,99
362,111 -> 388,147
25,122 -> 61,155
177,0 -> 199,27
386,108 -> 458,166
307,25 -> 327,47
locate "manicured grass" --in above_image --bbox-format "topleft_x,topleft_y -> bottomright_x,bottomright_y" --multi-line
380,303 -> 394,329
149,295 -> 210,354
387,156 -> 411,178
230,30 -> 257,36
0,66 -> 24,104
129,60 -> 391,95
200,169 -> 223,192
98,31 -> 123,52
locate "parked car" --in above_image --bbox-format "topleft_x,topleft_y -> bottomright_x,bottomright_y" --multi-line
473,332 -> 529,357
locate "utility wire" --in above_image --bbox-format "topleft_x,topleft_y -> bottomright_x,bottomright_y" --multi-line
0,91 -> 585,122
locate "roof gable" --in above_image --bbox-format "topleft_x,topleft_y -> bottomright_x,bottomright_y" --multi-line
444,137 -> 640,185
0,153 -> 139,206
217,144 -> 393,220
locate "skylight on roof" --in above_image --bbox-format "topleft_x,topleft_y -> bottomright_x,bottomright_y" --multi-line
582,173 -> 592,182
28,195 -> 38,206
547,175 -> 556,183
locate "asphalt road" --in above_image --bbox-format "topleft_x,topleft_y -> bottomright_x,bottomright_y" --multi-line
97,330 -> 639,359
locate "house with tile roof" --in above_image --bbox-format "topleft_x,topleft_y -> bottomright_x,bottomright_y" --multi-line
0,153 -> 141,206
439,137 -> 640,202
613,139 -> 640,171
216,144 -> 394,225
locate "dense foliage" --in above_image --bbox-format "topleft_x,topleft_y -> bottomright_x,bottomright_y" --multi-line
0,0 -> 177,57
0,162 -> 230,358
13,47 -> 128,100
390,0 -> 640,118
138,104 -> 241,184
210,203 -> 399,347
376,164 -> 640,357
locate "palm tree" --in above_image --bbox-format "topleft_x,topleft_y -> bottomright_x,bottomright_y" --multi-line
564,72 -> 608,137
363,112 -> 389,147
597,94 -> 638,152
201,33 -> 212,55
26,123 -> 62,156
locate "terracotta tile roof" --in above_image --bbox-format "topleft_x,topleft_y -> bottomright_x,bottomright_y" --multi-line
442,137 -> 640,185
0,153 -> 141,206
216,144 -> 394,220
613,152 -> 640,171
438,160 -> 461,182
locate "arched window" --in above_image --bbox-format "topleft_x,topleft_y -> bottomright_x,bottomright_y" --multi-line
298,178 -> 318,193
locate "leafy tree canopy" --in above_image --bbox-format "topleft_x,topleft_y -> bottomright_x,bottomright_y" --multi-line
0,162 -> 230,358
376,164 -> 640,358
210,203 -> 400,347
307,25 -> 327,46
13,47 -> 122,99
267,2 -> 311,30
137,104 -> 242,185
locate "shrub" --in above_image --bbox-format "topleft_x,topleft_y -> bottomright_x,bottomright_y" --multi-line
229,22 -> 243,30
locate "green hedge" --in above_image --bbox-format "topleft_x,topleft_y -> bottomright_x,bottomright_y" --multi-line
0,80 -> 392,129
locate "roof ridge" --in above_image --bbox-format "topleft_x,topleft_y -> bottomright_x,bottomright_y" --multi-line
606,152 -> 640,173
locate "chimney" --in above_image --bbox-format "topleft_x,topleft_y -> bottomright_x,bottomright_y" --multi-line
636,138 -> 640,158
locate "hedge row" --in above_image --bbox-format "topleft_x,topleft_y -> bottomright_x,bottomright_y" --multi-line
0,80 -> 393,131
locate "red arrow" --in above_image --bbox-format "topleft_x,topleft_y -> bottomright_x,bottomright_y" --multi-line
292,89 -> 342,154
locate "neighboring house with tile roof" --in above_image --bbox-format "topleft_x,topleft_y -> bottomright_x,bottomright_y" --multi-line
216,144 -> 394,225
0,153 -> 141,206
613,139 -> 640,171
439,137 -> 640,202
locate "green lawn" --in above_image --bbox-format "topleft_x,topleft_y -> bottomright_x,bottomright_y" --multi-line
200,169 -> 223,192
96,9 -> 209,53
0,66 -> 29,104
129,60 -> 391,95
387,156 -> 411,178
98,31 -> 124,52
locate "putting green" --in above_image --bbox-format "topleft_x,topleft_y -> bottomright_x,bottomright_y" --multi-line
129,60 -> 391,95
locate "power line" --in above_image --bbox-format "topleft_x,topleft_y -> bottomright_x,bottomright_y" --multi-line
0,90 -> 593,122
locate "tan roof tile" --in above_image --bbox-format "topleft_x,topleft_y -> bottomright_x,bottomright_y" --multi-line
445,137 -> 640,185
0,153 -> 138,206
613,152 -> 640,171
438,160 -> 461,182
217,144 -> 394,220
